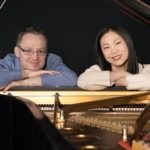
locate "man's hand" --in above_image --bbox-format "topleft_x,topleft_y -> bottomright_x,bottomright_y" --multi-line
0,86 -> 5,91
22,70 -> 59,79
2,80 -> 22,92
2,77 -> 43,92
0,80 -> 23,92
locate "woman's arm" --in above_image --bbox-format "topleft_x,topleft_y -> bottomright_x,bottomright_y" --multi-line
126,64 -> 150,90
77,65 -> 112,90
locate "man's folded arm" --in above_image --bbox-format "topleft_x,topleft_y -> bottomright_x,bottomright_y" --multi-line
41,65 -> 78,87
0,71 -> 22,87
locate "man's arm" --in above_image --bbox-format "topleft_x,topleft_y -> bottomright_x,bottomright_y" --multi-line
41,53 -> 78,87
0,68 -> 59,88
0,54 -> 22,87
0,71 -> 22,87
0,53 -> 77,90
1,66 -> 77,92
41,64 -> 77,87
3,66 -> 77,92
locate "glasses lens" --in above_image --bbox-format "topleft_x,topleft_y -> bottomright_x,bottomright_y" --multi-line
38,51 -> 47,56
17,45 -> 47,56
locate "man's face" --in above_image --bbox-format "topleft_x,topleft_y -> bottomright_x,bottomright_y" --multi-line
14,33 -> 47,70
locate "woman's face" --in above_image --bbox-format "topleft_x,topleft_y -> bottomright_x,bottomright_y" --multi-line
100,30 -> 129,71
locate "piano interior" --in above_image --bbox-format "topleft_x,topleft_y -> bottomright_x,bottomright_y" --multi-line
1,87 -> 150,150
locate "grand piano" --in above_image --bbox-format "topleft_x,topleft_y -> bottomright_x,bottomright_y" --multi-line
0,87 -> 150,150
0,1 -> 149,149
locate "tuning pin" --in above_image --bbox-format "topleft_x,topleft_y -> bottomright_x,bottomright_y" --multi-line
122,125 -> 128,142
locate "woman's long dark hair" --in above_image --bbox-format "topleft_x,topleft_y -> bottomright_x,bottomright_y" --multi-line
94,25 -> 139,74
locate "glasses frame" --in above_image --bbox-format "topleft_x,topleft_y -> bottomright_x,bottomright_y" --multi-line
16,45 -> 47,56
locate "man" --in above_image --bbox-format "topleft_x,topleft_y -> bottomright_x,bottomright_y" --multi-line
0,26 -> 77,92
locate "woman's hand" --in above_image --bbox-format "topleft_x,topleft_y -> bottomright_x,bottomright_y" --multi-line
115,77 -> 127,87
110,70 -> 127,83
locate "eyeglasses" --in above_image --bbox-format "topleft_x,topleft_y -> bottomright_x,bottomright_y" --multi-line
17,45 -> 47,56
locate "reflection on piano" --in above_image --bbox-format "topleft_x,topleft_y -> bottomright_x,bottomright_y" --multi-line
113,0 -> 150,25
0,87 -> 150,150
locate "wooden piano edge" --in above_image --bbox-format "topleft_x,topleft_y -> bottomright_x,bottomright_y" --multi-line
0,90 -> 150,105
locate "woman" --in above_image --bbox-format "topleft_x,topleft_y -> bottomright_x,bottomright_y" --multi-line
78,25 -> 150,90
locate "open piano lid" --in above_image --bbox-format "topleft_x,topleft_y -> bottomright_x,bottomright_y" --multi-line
113,0 -> 150,25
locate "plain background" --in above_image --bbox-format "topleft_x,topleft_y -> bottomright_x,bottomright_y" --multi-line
0,0 -> 149,75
